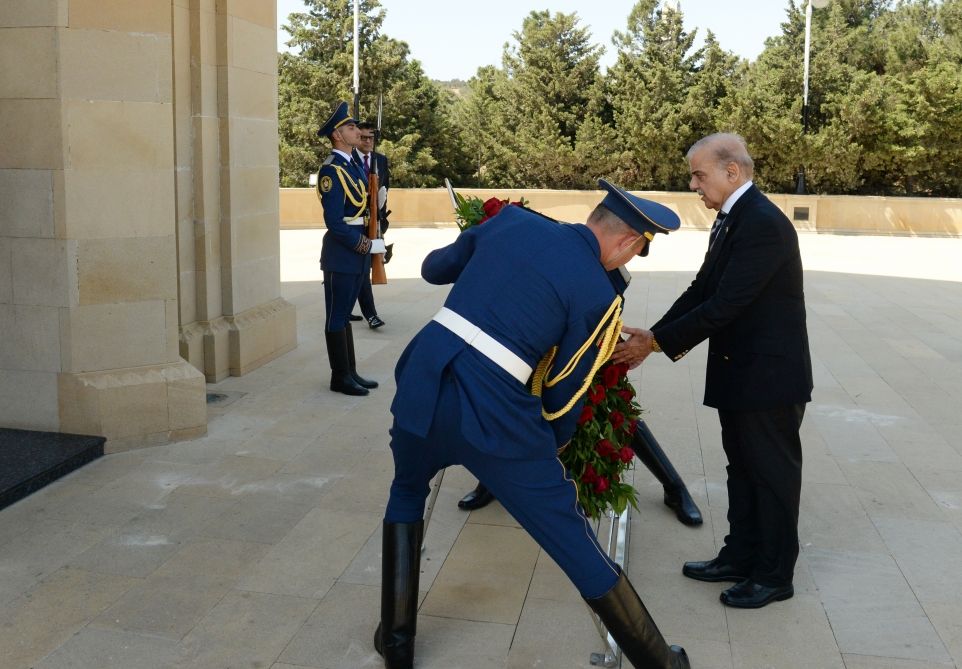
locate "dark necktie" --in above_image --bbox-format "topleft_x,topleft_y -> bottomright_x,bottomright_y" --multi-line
708,211 -> 728,251
363,154 -> 370,175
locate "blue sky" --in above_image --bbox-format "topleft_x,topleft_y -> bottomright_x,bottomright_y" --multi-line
277,0 -> 795,80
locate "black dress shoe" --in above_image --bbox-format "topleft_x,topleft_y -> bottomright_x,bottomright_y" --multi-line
664,487 -> 703,526
457,483 -> 495,511
368,315 -> 385,329
682,558 -> 750,583
349,314 -> 363,321
720,580 -> 794,609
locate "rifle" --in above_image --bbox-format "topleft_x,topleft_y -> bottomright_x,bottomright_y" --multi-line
368,95 -> 387,285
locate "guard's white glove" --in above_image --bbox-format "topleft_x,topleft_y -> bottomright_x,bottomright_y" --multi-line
369,239 -> 387,255
377,186 -> 387,210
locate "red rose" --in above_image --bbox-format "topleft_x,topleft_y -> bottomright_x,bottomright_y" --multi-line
617,389 -> 634,403
603,365 -> 621,388
594,477 -> 610,493
619,446 -> 635,463
582,464 -> 598,484
625,418 -> 638,434
595,439 -> 616,458
612,473 -> 620,483
578,405 -> 594,425
476,215 -> 490,225
609,410 -> 624,430
588,384 -> 606,405
482,197 -> 506,219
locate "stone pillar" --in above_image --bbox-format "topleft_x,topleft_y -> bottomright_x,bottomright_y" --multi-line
176,0 -> 296,382
0,0 -> 206,449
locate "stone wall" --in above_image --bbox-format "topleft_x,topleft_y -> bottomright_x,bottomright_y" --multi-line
0,0 -> 296,450
281,188 -> 962,237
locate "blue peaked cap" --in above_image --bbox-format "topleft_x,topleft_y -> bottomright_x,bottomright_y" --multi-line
598,178 -> 680,256
317,100 -> 357,138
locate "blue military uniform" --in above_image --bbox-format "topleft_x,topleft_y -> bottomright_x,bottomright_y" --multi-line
376,182 -> 690,669
316,101 -> 378,396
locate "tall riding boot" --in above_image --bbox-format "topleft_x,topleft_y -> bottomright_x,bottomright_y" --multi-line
585,572 -> 690,669
374,521 -> 423,669
633,421 -> 703,526
345,322 -> 378,389
324,329 -> 368,396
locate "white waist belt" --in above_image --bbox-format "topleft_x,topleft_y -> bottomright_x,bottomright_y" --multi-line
432,307 -> 532,384
344,217 -> 364,226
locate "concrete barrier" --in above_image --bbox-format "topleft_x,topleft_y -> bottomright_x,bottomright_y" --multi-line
281,188 -> 962,237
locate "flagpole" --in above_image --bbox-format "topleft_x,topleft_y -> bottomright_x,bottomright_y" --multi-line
352,0 -> 360,116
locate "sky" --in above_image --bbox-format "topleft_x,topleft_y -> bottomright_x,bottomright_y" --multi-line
276,0 -> 794,81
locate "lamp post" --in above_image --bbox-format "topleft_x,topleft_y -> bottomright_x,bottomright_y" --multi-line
796,0 -> 829,194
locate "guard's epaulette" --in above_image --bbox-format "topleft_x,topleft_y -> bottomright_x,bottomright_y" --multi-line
321,154 -> 335,166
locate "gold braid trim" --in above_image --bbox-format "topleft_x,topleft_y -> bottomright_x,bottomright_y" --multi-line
331,165 -> 368,208
531,295 -> 623,421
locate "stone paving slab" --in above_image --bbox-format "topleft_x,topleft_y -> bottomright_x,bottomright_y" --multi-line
1,228 -> 962,668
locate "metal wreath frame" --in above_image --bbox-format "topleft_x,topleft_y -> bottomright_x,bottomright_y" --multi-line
421,467 -> 633,668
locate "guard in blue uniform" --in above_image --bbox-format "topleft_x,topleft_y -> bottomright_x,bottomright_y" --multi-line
316,101 -> 383,396
374,181 -> 691,669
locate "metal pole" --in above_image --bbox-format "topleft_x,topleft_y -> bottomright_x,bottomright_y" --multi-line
797,0 -> 813,195
352,0 -> 360,117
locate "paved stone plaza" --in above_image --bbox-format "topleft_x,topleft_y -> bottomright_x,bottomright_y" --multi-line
1,227 -> 962,669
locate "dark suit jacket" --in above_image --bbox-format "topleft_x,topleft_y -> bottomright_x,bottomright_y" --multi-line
651,185 -> 813,411
356,150 -> 391,231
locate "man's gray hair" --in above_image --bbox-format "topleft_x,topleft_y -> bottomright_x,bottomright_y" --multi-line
687,133 -> 754,177
588,203 -> 634,236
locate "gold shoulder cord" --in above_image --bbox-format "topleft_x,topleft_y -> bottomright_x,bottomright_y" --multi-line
331,165 -> 368,208
531,295 -> 623,421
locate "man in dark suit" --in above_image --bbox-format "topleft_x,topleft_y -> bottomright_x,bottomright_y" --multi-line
349,121 -> 391,329
316,101 -> 383,396
613,133 -> 812,609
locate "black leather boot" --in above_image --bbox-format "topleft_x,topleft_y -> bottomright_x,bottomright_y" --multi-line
325,329 -> 368,396
345,322 -> 378,389
374,521 -> 423,669
457,482 -> 495,511
633,421 -> 702,526
585,571 -> 690,669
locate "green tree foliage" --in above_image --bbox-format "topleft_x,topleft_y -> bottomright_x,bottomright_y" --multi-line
279,0 -> 962,196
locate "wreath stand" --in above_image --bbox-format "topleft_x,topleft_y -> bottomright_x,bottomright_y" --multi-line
421,467 -> 633,668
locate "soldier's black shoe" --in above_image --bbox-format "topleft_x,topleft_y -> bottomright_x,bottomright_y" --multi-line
457,483 -> 495,511
325,329 -> 369,396
720,580 -> 794,609
368,315 -> 385,329
375,521 -> 423,669
664,486 -> 703,526
344,323 -> 378,389
584,572 -> 690,669
349,314 -> 363,321
632,421 -> 703,526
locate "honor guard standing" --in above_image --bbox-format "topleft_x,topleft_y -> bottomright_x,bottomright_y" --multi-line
375,181 -> 691,669
316,100 -> 384,396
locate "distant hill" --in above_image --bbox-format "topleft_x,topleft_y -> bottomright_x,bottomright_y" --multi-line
434,79 -> 468,97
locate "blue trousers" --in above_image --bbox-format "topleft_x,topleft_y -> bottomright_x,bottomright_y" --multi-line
323,270 -> 364,331
385,376 -> 620,599
356,274 -> 376,320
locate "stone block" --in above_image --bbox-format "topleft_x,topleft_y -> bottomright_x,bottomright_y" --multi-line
179,268 -> 198,324
0,238 -> 10,303
202,316 -> 231,382
75,236 -> 177,306
64,100 -> 173,170
11,237 -> 69,307
65,300 -> 170,372
0,369 -> 58,430
60,30 -> 172,103
58,360 -> 207,446
229,214 -> 281,273
221,67 -> 276,120
219,0 -> 275,29
0,99 -> 63,169
227,298 -> 297,376
0,304 -> 62,371
225,116 -> 279,168
228,167 -> 280,220
226,256 -> 280,315
190,6 -> 218,68
0,169 -> 55,238
178,321 -> 206,377
0,27 -> 58,98
68,0 -> 170,34
0,0 -> 67,27
228,17 -> 275,75
62,168 -> 176,239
